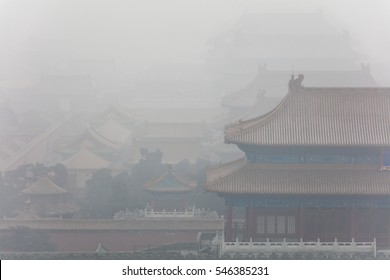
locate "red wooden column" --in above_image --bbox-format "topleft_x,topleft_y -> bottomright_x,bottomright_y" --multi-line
246,206 -> 255,241
225,205 -> 233,242
298,206 -> 305,240
349,206 -> 356,241
380,148 -> 384,166
369,204 -> 375,241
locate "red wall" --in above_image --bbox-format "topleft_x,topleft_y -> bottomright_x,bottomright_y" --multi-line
47,230 -> 199,252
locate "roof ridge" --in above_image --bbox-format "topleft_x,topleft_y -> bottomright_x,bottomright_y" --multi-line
225,92 -> 291,141
145,166 -> 196,191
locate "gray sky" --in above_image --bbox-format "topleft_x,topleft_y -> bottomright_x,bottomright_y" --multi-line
0,0 -> 389,72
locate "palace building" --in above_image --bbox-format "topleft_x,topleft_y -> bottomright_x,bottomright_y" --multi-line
145,165 -> 196,212
21,175 -> 78,218
205,75 -> 390,251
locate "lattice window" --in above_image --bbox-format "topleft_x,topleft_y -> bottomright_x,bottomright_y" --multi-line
256,216 -> 265,234
255,213 -> 297,236
266,216 -> 276,234
277,216 -> 286,234
375,209 -> 390,234
287,216 -> 296,234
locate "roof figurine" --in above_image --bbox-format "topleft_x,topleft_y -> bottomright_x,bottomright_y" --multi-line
288,74 -> 304,91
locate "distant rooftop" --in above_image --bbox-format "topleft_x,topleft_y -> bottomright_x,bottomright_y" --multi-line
22,176 -> 67,195
63,147 -> 110,170
145,165 -> 196,193
95,118 -> 131,145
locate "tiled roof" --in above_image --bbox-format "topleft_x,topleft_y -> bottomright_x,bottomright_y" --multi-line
63,127 -> 119,151
22,176 -> 67,195
87,127 -> 121,148
225,87 -> 390,146
102,104 -> 139,123
145,166 -> 196,193
95,118 -> 131,144
63,147 -> 110,170
205,162 -> 390,195
0,113 -> 73,172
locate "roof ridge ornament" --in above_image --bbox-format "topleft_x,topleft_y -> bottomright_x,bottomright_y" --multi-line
288,73 -> 304,92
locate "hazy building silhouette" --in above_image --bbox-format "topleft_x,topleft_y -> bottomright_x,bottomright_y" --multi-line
145,165 -> 196,211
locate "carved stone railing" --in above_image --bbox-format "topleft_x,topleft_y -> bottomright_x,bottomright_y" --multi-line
219,238 -> 376,258
144,209 -> 196,218
114,207 -> 219,220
